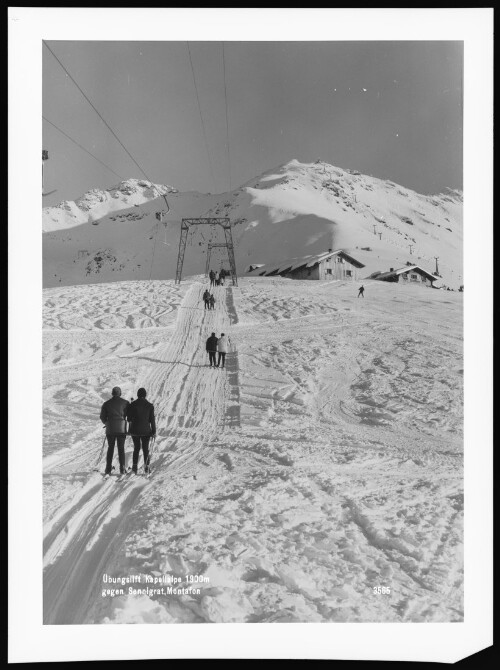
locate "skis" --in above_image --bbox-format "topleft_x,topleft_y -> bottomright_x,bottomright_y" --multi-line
102,465 -> 115,480
101,466 -> 152,482
102,466 -> 133,481
116,466 -> 134,481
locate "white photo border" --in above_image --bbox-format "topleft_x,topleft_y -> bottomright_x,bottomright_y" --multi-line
8,7 -> 493,662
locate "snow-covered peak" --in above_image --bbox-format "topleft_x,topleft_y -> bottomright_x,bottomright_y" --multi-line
43,159 -> 462,290
105,178 -> 177,198
43,179 -> 178,232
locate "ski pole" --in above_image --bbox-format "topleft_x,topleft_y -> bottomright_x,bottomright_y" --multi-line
146,407 -> 160,475
93,432 -> 107,471
145,435 -> 156,475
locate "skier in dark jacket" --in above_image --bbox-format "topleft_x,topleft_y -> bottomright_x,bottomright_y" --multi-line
100,387 -> 129,475
126,388 -> 156,475
358,285 -> 365,298
202,289 -> 210,310
209,294 -> 216,310
209,270 -> 215,287
206,332 -> 219,367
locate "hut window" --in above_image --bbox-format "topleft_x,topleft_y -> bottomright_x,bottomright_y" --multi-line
346,270 -> 352,277
326,268 -> 332,275
410,273 -> 418,280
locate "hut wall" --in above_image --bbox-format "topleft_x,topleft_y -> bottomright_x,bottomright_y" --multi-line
285,265 -> 320,280
399,270 -> 431,284
275,254 -> 363,281
320,256 -> 358,280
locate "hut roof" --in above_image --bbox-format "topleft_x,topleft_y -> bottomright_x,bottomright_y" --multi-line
247,249 -> 365,277
374,265 -> 437,282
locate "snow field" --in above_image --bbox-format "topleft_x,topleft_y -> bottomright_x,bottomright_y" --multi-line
43,275 -> 463,624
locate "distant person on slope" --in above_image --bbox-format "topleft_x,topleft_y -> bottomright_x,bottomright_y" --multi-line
209,294 -> 216,310
202,289 -> 210,310
358,285 -> 365,298
209,270 -> 215,287
206,332 -> 219,367
100,387 -> 129,475
126,388 -> 156,475
216,333 -> 231,369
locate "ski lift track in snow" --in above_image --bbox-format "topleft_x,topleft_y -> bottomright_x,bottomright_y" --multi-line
43,283 -> 237,623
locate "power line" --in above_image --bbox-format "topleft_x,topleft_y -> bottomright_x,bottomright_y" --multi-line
42,116 -> 124,181
222,42 -> 232,192
187,42 -> 217,194
43,40 -> 170,213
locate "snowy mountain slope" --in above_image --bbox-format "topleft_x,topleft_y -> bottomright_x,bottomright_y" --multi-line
43,160 -> 462,288
42,179 -> 178,232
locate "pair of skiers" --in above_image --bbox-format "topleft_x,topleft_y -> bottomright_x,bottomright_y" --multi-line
206,332 -> 231,368
202,289 -> 216,310
99,386 -> 156,476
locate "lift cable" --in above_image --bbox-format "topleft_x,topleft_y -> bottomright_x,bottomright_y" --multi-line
187,42 -> 217,195
222,42 -> 232,192
43,40 -> 176,282
42,116 -> 124,181
43,41 -> 170,213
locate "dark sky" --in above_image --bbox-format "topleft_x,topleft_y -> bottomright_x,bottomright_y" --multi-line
42,41 -> 463,205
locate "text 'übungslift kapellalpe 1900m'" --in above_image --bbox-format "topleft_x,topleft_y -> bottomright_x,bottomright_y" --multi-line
101,573 -> 209,597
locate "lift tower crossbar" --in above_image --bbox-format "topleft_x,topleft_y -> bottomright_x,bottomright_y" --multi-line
175,217 -> 238,286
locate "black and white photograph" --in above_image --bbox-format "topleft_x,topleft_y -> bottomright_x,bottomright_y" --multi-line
9,7 -> 492,663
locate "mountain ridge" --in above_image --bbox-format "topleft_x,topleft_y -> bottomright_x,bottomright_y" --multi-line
42,160 -> 463,289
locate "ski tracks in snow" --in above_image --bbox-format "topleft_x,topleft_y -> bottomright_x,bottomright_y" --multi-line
42,277 -> 463,624
43,282 -> 234,623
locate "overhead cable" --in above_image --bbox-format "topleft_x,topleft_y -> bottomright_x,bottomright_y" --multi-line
222,42 -> 232,192
43,40 -> 170,212
187,42 -> 217,194
42,115 -> 124,180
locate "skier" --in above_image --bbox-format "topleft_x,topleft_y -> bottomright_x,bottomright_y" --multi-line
206,332 -> 219,367
358,285 -> 365,298
209,270 -> 215,287
202,289 -> 210,310
126,388 -> 156,475
209,294 -> 216,310
216,332 -> 231,369
215,271 -> 219,286
100,387 -> 129,476
219,274 -> 225,287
